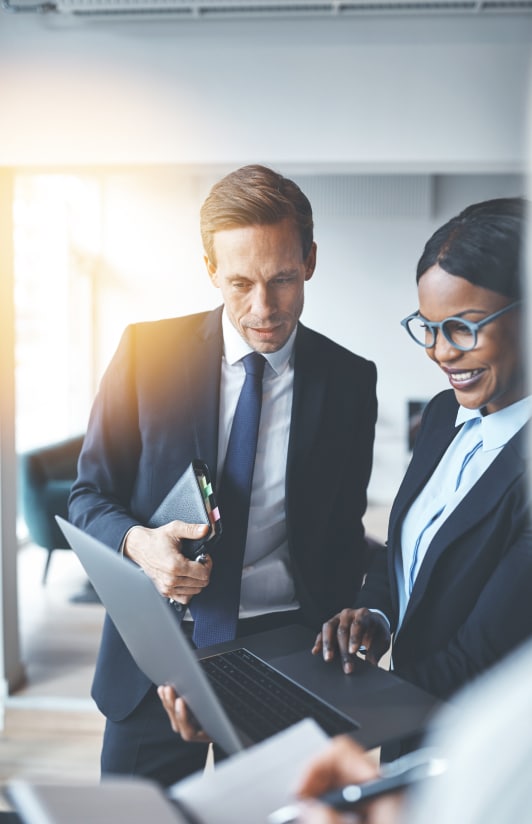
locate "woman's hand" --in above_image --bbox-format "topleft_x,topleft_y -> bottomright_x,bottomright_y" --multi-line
295,736 -> 403,824
157,685 -> 211,743
312,609 -> 391,673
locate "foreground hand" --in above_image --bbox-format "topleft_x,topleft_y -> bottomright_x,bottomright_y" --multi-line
312,609 -> 391,673
296,736 -> 402,824
123,521 -> 212,603
157,685 -> 211,744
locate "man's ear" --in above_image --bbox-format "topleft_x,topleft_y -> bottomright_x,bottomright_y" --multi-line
304,242 -> 317,282
204,255 -> 219,287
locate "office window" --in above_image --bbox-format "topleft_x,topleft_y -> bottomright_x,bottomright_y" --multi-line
12,168 -> 214,455
13,173 -> 99,451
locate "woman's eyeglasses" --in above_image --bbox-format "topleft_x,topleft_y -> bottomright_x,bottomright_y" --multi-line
401,301 -> 521,352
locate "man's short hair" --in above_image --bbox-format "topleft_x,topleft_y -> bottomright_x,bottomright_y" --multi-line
200,164 -> 314,265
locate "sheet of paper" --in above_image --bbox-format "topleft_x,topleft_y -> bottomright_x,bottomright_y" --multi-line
167,719 -> 329,824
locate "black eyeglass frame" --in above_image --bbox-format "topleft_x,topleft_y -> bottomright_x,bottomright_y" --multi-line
400,300 -> 522,352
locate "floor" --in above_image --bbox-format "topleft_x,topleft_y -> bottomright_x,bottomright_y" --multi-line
1,544 -> 106,810
0,505 -> 390,812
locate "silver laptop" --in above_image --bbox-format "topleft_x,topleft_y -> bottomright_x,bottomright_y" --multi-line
56,516 -> 439,754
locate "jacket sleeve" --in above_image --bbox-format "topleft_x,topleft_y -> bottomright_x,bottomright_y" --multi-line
328,356 -> 378,601
289,344 -> 379,626
68,324 -> 143,551
354,544 -> 395,624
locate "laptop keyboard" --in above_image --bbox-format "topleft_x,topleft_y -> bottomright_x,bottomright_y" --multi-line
200,647 -> 358,743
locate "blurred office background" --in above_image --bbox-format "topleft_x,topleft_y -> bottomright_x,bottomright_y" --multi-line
0,1 -> 530,790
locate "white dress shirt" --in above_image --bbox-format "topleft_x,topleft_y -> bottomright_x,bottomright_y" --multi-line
219,310 -> 300,618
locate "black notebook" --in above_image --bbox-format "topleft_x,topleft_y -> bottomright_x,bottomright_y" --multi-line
148,459 -> 222,559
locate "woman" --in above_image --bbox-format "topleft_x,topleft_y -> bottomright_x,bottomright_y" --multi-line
315,196 -> 532,701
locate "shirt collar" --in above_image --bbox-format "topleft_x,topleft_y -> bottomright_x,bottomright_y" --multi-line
455,395 -> 532,451
221,307 -> 297,376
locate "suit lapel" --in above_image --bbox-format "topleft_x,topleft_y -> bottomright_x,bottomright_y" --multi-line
398,425 -> 528,633
184,307 -> 223,484
390,417 -> 456,527
387,408 -> 457,617
286,324 -> 327,495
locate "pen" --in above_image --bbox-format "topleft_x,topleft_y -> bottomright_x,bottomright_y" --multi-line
267,747 -> 447,824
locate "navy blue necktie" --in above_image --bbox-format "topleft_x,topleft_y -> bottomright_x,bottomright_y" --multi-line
192,352 -> 266,647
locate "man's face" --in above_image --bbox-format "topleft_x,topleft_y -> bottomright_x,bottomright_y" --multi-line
205,218 -> 316,353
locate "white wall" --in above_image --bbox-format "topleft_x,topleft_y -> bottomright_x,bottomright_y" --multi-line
0,14 -> 530,170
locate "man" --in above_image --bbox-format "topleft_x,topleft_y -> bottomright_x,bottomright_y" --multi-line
68,164 -> 378,787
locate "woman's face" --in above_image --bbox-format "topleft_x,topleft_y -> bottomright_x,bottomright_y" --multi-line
418,264 -> 525,414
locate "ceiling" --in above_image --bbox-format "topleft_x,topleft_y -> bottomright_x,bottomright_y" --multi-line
3,0 -> 532,18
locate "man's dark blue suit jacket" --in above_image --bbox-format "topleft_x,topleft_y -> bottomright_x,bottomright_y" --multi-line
69,307 -> 378,721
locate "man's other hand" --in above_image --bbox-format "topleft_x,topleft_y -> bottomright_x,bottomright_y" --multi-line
157,685 -> 211,744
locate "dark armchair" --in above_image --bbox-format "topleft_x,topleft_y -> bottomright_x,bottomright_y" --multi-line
18,434 -> 84,584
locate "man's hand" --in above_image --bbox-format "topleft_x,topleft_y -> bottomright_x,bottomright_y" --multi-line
295,736 -> 402,824
123,521 -> 212,604
312,608 -> 391,673
157,685 -> 211,744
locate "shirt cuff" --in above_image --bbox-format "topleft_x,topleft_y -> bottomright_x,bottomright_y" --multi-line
357,609 -> 391,654
368,608 -> 391,631
119,525 -> 139,556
